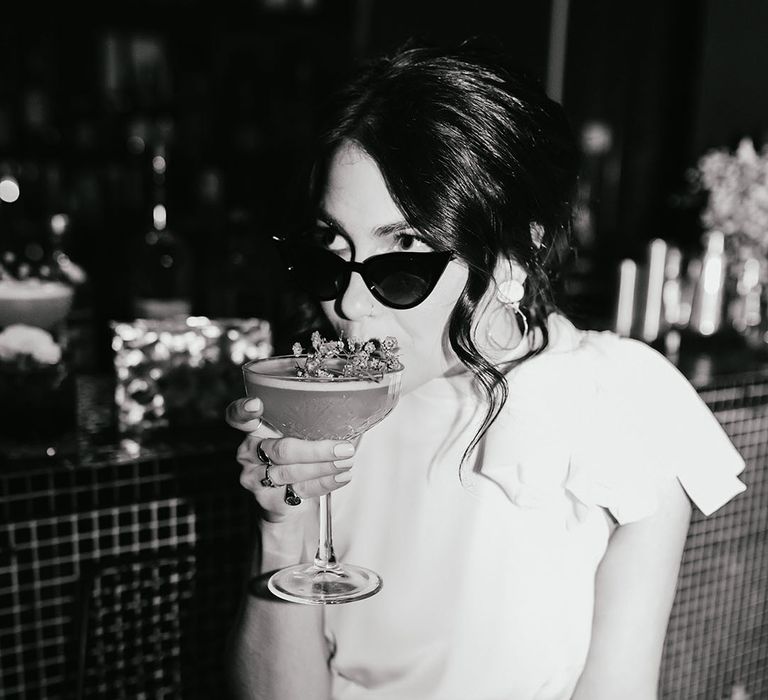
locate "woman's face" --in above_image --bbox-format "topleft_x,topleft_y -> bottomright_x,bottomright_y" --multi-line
316,142 -> 468,394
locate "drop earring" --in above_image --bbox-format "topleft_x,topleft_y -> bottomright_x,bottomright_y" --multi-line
496,279 -> 529,337
485,278 -> 529,350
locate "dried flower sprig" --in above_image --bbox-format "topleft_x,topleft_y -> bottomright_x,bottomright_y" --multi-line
292,331 -> 402,380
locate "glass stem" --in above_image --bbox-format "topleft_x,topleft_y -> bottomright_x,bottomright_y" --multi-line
314,493 -> 338,571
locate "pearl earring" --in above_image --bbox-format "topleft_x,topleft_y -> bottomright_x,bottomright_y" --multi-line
496,279 -> 525,305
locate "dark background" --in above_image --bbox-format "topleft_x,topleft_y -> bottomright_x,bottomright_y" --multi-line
1,0 -> 767,368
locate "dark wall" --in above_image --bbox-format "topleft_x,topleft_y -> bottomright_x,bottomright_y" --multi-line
692,0 -> 768,153
562,0 -> 705,256
557,1 -> 724,325
360,0 -> 551,80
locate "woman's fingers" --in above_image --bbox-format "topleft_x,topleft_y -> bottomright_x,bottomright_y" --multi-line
225,397 -> 280,437
283,471 -> 354,500
237,436 -> 355,484
256,456 -> 354,489
260,436 -> 355,466
238,459 -> 354,523
226,397 -> 261,429
235,434 -> 356,520
229,402 -> 359,522
240,467 -> 353,500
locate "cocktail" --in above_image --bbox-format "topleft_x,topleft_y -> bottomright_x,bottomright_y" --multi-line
242,347 -> 403,604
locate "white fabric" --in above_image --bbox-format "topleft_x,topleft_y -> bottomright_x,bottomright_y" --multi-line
324,314 -> 746,700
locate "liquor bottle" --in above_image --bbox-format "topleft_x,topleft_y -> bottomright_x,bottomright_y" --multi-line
688,230 -> 726,337
44,211 -> 99,370
131,140 -> 193,319
727,254 -> 764,349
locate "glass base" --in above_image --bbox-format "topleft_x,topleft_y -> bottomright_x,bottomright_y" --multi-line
267,562 -> 382,605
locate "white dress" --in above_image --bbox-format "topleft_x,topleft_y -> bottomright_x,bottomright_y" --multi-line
324,314 -> 747,700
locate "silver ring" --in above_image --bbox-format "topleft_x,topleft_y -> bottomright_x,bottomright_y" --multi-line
284,484 -> 302,506
260,465 -> 278,489
256,441 -> 279,488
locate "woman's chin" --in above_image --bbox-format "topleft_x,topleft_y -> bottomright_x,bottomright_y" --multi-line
399,363 -> 466,395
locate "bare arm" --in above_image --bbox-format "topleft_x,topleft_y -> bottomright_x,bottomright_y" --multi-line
571,476 -> 692,700
226,518 -> 332,700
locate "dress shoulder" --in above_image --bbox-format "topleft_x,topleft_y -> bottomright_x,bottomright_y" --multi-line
566,331 -> 747,524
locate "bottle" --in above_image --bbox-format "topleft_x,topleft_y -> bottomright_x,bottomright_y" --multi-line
639,238 -> 668,344
614,258 -> 637,338
688,230 -> 726,336
728,254 -> 763,348
131,140 -> 193,319
44,212 -> 95,371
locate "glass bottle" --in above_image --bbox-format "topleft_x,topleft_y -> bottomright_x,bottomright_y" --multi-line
689,230 -> 727,336
728,254 -> 764,349
131,141 -> 192,319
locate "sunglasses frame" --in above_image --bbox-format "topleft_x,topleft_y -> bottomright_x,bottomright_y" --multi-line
273,237 -> 453,310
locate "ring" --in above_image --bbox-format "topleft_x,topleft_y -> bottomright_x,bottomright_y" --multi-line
260,465 -> 278,489
256,442 -> 279,488
284,484 -> 302,506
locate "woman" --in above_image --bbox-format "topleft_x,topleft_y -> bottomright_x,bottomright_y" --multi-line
225,39 -> 746,700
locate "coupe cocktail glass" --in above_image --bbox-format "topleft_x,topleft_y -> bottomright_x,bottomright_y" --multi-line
242,355 -> 403,604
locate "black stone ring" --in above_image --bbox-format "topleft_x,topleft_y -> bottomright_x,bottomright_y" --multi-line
284,484 -> 302,506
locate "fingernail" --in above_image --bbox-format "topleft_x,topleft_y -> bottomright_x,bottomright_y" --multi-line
334,470 -> 353,483
334,443 -> 355,458
334,457 -> 354,470
245,398 -> 262,412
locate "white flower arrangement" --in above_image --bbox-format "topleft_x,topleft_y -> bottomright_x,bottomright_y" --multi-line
0,324 -> 62,366
693,137 -> 768,258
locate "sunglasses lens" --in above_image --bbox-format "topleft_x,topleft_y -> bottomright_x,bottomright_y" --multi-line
367,253 -> 450,308
288,246 -> 348,300
278,240 -> 451,309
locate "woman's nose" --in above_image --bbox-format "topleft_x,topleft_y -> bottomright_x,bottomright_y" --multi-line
338,271 -> 375,320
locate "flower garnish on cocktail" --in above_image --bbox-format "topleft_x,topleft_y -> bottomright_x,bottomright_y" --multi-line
291,331 -> 402,380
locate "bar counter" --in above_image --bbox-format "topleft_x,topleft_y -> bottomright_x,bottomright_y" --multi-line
1,335 -> 767,699
0,374 -> 249,699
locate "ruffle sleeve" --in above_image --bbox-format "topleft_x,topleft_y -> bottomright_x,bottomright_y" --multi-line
566,334 -> 747,525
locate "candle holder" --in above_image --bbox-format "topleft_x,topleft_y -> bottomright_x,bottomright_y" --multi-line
111,316 -> 272,434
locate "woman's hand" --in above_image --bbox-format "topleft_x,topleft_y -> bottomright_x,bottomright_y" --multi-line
225,397 -> 355,523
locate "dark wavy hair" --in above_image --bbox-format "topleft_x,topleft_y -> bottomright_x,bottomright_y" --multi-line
291,38 -> 579,470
